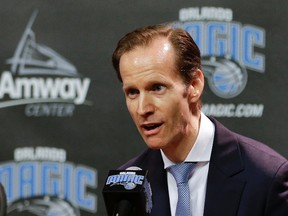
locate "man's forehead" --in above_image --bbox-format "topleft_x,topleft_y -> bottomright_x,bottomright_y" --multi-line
128,36 -> 172,53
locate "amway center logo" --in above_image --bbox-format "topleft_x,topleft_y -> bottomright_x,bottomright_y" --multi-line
1,11 -> 91,117
170,7 -> 265,118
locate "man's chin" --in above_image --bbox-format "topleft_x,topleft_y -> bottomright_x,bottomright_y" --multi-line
147,145 -> 161,150
145,140 -> 165,150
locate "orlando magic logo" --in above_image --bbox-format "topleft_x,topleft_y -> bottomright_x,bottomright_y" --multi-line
0,147 -> 98,215
202,56 -> 247,98
106,172 -> 145,190
170,7 -> 265,99
103,170 -> 153,215
7,196 -> 80,216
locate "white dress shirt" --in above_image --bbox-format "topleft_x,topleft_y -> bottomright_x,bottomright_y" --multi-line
160,113 -> 215,216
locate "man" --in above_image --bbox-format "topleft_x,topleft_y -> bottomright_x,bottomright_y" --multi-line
112,25 -> 288,216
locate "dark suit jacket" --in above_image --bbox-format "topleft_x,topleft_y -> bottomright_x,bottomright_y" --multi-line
119,118 -> 288,216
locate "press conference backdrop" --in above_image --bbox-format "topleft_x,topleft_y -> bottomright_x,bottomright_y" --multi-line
0,0 -> 287,215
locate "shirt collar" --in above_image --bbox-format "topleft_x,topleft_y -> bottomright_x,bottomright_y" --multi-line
161,112 -> 215,169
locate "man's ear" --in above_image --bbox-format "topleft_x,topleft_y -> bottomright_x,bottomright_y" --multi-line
187,69 -> 204,103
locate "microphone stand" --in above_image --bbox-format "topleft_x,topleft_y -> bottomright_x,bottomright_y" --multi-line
113,200 -> 133,216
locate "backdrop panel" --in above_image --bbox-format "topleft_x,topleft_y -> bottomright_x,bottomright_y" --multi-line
0,0 -> 287,215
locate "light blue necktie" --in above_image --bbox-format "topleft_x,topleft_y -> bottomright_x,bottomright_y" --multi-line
168,162 -> 196,216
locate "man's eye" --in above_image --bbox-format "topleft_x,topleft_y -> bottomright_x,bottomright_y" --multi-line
126,89 -> 139,98
152,84 -> 165,92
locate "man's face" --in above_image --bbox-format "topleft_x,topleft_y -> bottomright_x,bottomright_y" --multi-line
119,37 -> 198,152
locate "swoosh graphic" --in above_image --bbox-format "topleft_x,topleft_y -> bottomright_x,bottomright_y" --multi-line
0,98 -> 93,108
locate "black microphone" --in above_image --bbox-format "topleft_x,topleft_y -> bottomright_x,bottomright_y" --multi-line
102,167 -> 153,216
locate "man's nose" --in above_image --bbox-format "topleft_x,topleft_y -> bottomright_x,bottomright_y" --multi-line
137,93 -> 155,116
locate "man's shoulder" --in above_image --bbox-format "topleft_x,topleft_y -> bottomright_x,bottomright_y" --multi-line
211,117 -> 287,175
238,133 -> 285,158
211,117 -> 286,161
237,133 -> 287,171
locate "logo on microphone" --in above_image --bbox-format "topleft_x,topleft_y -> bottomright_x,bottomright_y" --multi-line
103,170 -> 153,215
106,171 -> 145,190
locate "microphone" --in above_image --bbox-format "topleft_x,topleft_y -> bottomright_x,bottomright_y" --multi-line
102,167 -> 153,216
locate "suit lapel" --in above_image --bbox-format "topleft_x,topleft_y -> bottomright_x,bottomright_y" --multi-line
140,150 -> 171,216
204,163 -> 246,216
204,118 -> 246,216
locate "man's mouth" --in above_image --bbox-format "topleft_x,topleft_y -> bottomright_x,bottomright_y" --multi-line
141,123 -> 163,133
